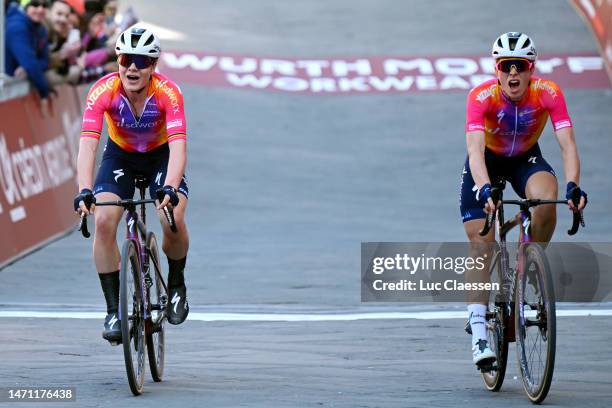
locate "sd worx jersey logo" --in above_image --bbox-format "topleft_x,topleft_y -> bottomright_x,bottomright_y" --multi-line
86,76 -> 118,111
114,119 -> 163,129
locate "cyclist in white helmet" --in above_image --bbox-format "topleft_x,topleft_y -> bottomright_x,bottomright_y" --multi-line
75,25 -> 191,343
460,32 -> 587,366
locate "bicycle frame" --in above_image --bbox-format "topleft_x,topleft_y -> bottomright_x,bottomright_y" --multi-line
121,186 -> 155,324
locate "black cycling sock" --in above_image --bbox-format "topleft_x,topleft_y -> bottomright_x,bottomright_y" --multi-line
99,271 -> 120,314
167,256 -> 186,287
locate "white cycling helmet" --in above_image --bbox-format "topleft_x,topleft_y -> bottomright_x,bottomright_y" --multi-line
115,25 -> 161,57
491,32 -> 537,61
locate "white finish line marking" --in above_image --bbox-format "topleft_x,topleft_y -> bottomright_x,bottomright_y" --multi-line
0,309 -> 611,321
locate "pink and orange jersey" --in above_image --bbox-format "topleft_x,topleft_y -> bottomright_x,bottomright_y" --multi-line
81,72 -> 187,153
465,77 -> 572,157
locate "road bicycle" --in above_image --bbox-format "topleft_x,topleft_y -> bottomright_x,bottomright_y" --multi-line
468,182 -> 583,404
79,177 -> 177,395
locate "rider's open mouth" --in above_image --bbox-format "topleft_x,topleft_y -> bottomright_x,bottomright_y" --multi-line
127,74 -> 140,81
508,79 -> 520,89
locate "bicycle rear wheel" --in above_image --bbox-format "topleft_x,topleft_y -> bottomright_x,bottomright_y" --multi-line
120,240 -> 146,396
482,249 -> 509,391
145,231 -> 165,382
515,243 -> 556,403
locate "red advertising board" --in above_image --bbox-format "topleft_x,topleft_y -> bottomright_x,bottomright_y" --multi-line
573,0 -> 612,83
0,86 -> 81,269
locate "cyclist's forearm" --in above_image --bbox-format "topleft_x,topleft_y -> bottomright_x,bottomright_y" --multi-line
561,144 -> 580,185
164,140 -> 186,188
77,138 -> 98,190
466,131 -> 490,187
556,127 -> 580,185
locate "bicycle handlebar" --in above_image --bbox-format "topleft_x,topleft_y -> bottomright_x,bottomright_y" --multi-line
478,188 -> 501,236
155,190 -> 178,233
77,198 -> 177,238
478,188 -> 585,237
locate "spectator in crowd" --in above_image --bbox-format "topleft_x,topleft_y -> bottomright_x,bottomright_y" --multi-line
63,0 -> 83,15
46,0 -> 82,85
4,0 -> 51,113
103,0 -> 118,36
77,1 -> 118,81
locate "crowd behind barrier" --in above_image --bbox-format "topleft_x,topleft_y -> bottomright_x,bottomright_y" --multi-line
0,0 -> 137,268
2,0 -> 138,115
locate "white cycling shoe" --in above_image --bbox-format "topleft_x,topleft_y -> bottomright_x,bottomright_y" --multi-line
472,339 -> 496,366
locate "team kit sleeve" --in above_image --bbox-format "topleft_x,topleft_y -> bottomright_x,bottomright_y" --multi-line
158,80 -> 187,143
539,80 -> 573,131
80,77 -> 112,140
465,86 -> 489,133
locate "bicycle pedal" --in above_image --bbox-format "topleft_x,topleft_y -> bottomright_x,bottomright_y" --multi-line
108,340 -> 122,346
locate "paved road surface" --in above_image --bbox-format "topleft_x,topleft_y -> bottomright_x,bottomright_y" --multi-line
1,1 -> 610,406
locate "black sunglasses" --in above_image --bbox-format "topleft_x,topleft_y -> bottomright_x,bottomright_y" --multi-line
495,58 -> 534,73
28,0 -> 49,8
118,54 -> 157,69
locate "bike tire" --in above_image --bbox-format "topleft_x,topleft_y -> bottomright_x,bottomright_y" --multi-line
145,231 -> 165,382
120,240 -> 146,396
515,243 -> 556,404
482,249 -> 509,391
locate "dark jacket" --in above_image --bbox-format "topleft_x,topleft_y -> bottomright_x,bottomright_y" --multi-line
4,4 -> 50,98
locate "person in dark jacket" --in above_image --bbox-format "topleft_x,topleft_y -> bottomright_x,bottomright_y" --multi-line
4,0 -> 51,111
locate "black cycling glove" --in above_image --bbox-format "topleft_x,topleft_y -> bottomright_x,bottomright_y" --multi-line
566,182 -> 587,207
156,185 -> 179,206
74,188 -> 95,211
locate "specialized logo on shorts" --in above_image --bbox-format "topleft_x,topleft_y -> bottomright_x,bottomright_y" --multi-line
155,172 -> 163,185
528,156 -> 537,164
113,169 -> 124,182
472,184 -> 480,200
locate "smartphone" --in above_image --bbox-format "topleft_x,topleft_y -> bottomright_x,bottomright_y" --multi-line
68,28 -> 81,44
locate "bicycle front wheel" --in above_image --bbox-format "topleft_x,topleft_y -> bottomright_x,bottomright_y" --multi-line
145,231 -> 165,382
515,243 -> 556,404
482,249 -> 509,391
120,240 -> 146,396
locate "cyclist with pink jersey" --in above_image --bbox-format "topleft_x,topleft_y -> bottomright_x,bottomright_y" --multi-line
460,32 -> 587,367
74,26 -> 190,343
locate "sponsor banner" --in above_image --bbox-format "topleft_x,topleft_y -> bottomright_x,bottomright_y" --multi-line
361,242 -> 612,302
158,51 -> 611,94
573,0 -> 612,83
0,86 -> 81,269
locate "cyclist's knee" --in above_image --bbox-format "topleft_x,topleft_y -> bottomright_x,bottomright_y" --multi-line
94,211 -> 121,240
525,171 -> 558,200
464,219 -> 494,243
